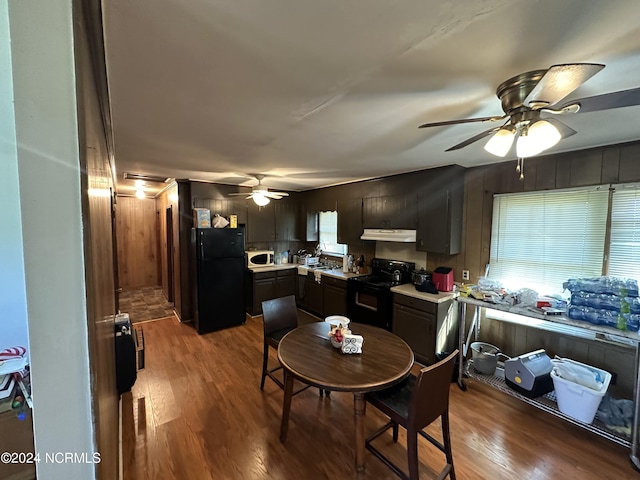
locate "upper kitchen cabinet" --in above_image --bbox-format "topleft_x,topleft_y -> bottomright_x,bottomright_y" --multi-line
247,201 -> 276,243
362,194 -> 416,230
337,198 -> 362,244
416,166 -> 465,255
275,200 -> 299,241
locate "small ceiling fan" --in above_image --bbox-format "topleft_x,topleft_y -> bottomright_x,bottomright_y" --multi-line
418,63 -> 640,159
229,174 -> 289,206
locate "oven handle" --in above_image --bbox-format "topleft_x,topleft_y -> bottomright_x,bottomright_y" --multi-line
356,285 -> 383,296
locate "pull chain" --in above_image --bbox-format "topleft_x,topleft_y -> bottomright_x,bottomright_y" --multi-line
516,157 -> 525,180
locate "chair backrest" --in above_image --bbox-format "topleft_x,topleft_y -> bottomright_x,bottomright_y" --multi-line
409,350 -> 459,430
261,295 -> 299,337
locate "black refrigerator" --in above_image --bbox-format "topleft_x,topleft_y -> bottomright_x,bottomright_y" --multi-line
191,227 -> 246,334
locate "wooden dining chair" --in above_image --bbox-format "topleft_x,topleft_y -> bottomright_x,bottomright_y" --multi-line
364,350 -> 459,480
260,295 -> 327,396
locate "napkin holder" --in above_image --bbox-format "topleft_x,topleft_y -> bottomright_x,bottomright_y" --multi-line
341,334 -> 364,354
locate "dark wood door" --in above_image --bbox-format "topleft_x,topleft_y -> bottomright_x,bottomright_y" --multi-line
165,206 -> 174,302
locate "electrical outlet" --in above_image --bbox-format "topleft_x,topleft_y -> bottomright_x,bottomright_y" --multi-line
462,270 -> 470,281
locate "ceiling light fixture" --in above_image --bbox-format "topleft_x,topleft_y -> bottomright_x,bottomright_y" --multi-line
252,192 -> 270,206
484,126 -> 516,157
484,119 -> 561,159
135,189 -> 146,199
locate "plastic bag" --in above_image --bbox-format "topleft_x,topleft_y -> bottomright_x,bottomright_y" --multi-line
212,214 -> 229,228
551,357 -> 605,391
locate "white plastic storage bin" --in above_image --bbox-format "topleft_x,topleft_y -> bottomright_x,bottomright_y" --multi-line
550,358 -> 611,424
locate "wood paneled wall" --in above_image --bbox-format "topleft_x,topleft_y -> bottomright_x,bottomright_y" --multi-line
435,141 -> 640,398
116,196 -> 160,288
427,141 -> 640,283
74,0 -> 120,477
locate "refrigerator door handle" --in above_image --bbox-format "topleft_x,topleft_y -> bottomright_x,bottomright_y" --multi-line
200,242 -> 205,260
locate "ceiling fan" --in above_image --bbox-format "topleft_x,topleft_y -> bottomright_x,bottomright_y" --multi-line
229,174 -> 289,206
418,63 -> 640,161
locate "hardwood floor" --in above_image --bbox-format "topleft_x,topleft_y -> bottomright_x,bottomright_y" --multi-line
122,314 -> 635,480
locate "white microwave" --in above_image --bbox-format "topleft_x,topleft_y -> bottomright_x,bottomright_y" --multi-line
246,250 -> 274,267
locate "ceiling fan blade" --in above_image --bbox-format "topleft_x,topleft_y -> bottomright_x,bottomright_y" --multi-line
228,192 -> 250,197
418,114 -> 506,129
445,126 -> 502,151
543,117 -> 577,139
560,86 -> 640,114
524,63 -> 605,108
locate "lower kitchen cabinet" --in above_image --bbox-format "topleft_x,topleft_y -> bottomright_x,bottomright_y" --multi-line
246,268 -> 296,316
295,273 -> 308,309
275,269 -> 296,298
392,293 -> 457,365
323,276 -> 348,316
306,273 -> 324,316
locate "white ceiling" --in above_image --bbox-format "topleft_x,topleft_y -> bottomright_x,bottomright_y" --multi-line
103,0 -> 640,197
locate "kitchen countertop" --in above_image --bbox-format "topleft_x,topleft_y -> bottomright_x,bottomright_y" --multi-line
390,283 -> 457,304
296,265 -> 367,280
247,264 -> 298,273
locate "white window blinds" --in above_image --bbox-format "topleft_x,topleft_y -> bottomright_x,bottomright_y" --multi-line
319,211 -> 347,255
609,184 -> 640,282
489,186 -> 609,295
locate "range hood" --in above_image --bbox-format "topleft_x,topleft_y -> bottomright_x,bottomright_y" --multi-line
360,229 -> 417,242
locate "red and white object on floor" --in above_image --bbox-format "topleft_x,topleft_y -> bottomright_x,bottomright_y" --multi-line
0,346 -> 28,376
0,346 -> 26,361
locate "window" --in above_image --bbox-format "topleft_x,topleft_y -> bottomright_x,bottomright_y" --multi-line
609,184 -> 640,281
318,211 -> 347,255
489,186 -> 609,295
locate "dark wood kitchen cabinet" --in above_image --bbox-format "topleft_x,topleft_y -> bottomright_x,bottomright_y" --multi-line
275,200 -> 299,241
322,276 -> 348,316
246,268 -> 296,315
296,272 -> 308,309
362,195 -> 416,229
337,198 -> 362,244
416,166 -> 464,255
306,272 -> 324,316
275,269 -> 296,297
392,293 -> 457,365
247,202 -> 275,242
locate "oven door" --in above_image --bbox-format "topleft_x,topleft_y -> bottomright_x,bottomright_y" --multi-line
347,282 -> 393,331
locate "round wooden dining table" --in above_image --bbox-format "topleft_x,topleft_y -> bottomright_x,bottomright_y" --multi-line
277,322 -> 414,472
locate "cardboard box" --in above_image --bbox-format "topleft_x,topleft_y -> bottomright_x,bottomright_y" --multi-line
193,208 -> 211,228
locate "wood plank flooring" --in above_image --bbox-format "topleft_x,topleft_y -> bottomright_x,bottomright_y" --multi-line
122,314 -> 636,479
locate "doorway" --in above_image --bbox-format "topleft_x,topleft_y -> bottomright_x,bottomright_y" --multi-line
166,205 -> 174,303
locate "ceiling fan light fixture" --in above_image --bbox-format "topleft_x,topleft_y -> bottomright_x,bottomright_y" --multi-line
484,127 -> 516,157
252,193 -> 270,206
516,120 -> 561,157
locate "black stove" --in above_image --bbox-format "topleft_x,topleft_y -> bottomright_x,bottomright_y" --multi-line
347,258 -> 415,331
349,258 -> 415,289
